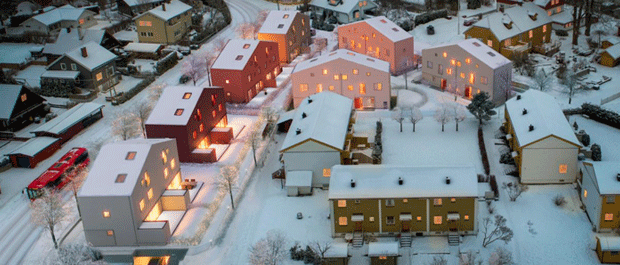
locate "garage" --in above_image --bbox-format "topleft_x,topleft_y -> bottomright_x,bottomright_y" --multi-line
285,171 -> 312,197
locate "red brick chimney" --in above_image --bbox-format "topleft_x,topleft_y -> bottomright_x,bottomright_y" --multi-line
81,47 -> 88,57
162,4 -> 166,11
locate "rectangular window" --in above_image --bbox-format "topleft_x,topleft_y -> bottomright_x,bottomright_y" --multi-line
386,199 -> 395,207
339,216 -> 347,226
107,230 -> 114,236
147,188 -> 153,199
316,84 -> 323,92
386,216 -> 395,225
359,83 -> 366,95
487,40 -> 493,47
183,92 -> 192,99
469,73 -> 475,84
366,72 -> 371,76
139,199 -> 145,211
543,25 -> 547,33
20,94 -> 27,102
115,174 -> 127,183
329,85 -> 335,91
323,69 -> 328,75
143,172 -> 151,186
607,196 -> 615,204
529,30 -> 533,39
102,211 -> 110,218
446,68 -> 452,75
427,61 -> 433,69
300,84 -> 308,92
434,198 -> 442,206
417,216 -> 422,221
605,213 -> 614,221
323,168 -> 331,177
505,39 -> 511,46
438,64 -> 443,75
71,63 -> 77,71
460,72 -> 465,79
338,200 -> 346,207
342,75 -> 348,80
164,168 -> 169,178
174,109 -> 184,116
559,164 -> 567,174
96,72 -> 103,81
481,77 -> 488,85
60,63 -> 66,70
369,216 -> 374,222
464,215 -> 470,220
353,69 -> 358,75
219,104 -> 223,111
375,83 -> 382,91
348,85 -> 353,91
334,74 -> 339,80
451,198 -> 456,203
126,152 -> 136,160
434,216 -> 442,224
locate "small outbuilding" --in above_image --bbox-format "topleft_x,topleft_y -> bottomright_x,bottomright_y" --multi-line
5,136 -> 61,168
0,84 -> 48,131
31,102 -> 104,143
323,242 -> 349,265
596,236 -> 620,264
368,241 -> 399,265
285,171 -> 312,196
600,43 -> 620,67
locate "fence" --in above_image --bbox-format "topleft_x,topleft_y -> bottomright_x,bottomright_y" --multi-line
601,91 -> 620,105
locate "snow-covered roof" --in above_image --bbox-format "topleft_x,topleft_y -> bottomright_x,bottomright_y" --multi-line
58,41 -> 117,71
280,92 -> 353,152
78,138 -> 173,197
599,236 -> 620,251
293,49 -> 390,73
146,86 -> 218,126
276,110 -> 295,124
285,171 -> 312,187
424,39 -> 511,69
310,0 -> 376,14
328,164 -> 479,199
40,70 -> 80,79
550,10 -> 573,24
43,29 -> 106,56
0,84 -> 25,120
0,43 -> 43,65
470,3 -> 551,41
587,162 -> 620,195
137,0 -> 191,21
505,90 -> 580,148
28,4 -> 93,26
211,39 -> 263,70
367,242 -> 399,257
534,0 -> 550,7
122,0 -> 163,7
31,102 -> 104,135
348,16 -> 413,42
258,10 -> 300,35
324,242 -> 349,258
604,43 -> 620,60
123,43 -> 162,53
6,137 -> 59,157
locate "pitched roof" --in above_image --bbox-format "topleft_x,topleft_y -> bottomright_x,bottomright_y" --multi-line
123,43 -> 162,53
550,8 -> 573,24
469,2 -> 551,41
587,162 -> 620,195
424,39 -> 512,69
43,28 -> 106,56
137,0 -> 191,21
41,70 -> 80,79
258,10 -> 300,35
0,84 -> 26,120
598,236 -> 620,251
29,4 -> 93,26
604,43 -> 620,60
280,92 -> 353,152
328,164 -> 479,199
5,137 -> 60,157
122,0 -> 163,7
56,41 -> 117,71
146,86 -> 218,126
505,89 -> 580,148
31,102 -> 104,135
534,0 -> 550,7
348,16 -> 413,42
310,0 -> 377,14
211,39 -> 263,70
367,242 -> 399,257
293,49 -> 390,73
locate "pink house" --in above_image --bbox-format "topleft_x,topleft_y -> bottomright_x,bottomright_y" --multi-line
291,49 -> 391,109
337,16 -> 414,75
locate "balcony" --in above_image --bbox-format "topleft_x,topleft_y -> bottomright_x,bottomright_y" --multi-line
501,42 -> 531,59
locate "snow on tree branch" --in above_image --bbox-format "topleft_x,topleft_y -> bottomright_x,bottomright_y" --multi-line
30,188 -> 69,249
248,230 -> 288,265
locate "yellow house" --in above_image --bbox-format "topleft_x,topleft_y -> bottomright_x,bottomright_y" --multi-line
134,0 -> 192,44
600,43 -> 620,67
464,2 -> 552,59
580,162 -> 620,233
596,236 -> 620,264
504,90 -> 581,184
329,164 -> 478,239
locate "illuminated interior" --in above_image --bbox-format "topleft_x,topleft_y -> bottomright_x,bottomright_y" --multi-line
215,116 -> 228,128
134,256 -> 170,265
198,137 -> 210,149
168,173 -> 182,189
145,202 -> 162,221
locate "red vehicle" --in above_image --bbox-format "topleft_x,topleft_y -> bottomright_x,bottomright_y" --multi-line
26,147 -> 90,200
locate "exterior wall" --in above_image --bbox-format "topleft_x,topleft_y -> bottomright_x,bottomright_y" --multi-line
600,52 -> 620,67
257,33 -> 288,63
47,56 -> 118,91
599,194 -> 620,232
8,140 -> 61,168
332,199 -> 382,235
428,197 -> 476,233
520,136 -> 579,184
1,86 -> 47,131
21,19 -> 50,34
597,238 -> 620,264
283,148 -> 340,188
136,11 -> 191,44
257,13 -> 311,63
580,164 -> 603,231
338,22 -> 415,74
291,58 -> 391,109
464,22 -> 552,58
492,63 -> 513,105
80,196 -> 137,246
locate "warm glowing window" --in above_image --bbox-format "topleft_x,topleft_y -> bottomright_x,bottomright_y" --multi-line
543,25 -> 547,33
559,164 -> 567,174
20,94 -> 27,102
338,200 -> 346,207
451,198 -> 456,203
434,198 -> 442,206
126,152 -> 136,160
339,217 -> 347,225
212,110 -> 216,118
442,52 -> 447,58
161,151 -> 167,163
183,93 -> 192,99
469,73 -> 475,84
96,72 -> 103,81
300,84 -> 308,92
434,216 -> 442,224
376,83 -> 382,91
147,188 -> 153,199
103,211 -> 110,218
168,173 -> 182,189
556,7 -> 561,13
446,68 -> 453,75
139,199 -> 145,211
369,216 -> 374,222
316,84 -> 323,92
359,83 -> 366,95
487,40 -> 493,47
329,85 -> 335,91
403,199 -> 408,203
115,174 -> 127,183
464,215 -> 470,220
139,21 -> 152,26
219,104 -> 223,111
460,72 -> 466,79
107,230 -> 114,236
366,72 -> 371,76
174,109 -> 184,116
323,168 -> 331,177
79,19 -> 85,24
348,85 -> 353,91
334,74 -> 339,80
353,69 -> 358,75
465,58 -> 471,64
450,59 -> 456,66
143,172 -> 151,186
342,75 -> 348,80
583,190 -> 588,198
529,30 -> 533,39
199,123 -> 204,132
225,80 -> 230,84
379,256 -> 387,260
606,213 -> 614,221
457,61 -> 462,67
164,168 -> 169,178
171,158 -> 176,169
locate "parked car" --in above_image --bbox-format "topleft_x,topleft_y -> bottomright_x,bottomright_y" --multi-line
177,46 -> 191,55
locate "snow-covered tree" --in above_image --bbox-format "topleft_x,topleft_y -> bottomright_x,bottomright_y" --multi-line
562,69 -> 579,105
466,92 -> 496,126
532,69 -> 552,91
409,106 -> 423,132
248,230 -> 288,265
482,215 -> 514,248
133,101 -> 153,137
256,9 -> 270,25
66,167 -> 88,217
183,54 -> 206,86
502,181 -> 525,202
48,242 -> 104,265
392,107 -> 407,132
488,247 -> 515,265
30,188 -> 68,249
203,52 -> 219,86
217,165 -> 239,209
428,256 -> 448,265
112,114 -> 139,141
434,104 -> 453,132
149,83 -> 165,101
309,241 -> 332,263
459,250 -> 482,265
236,22 -> 260,39
248,131 -> 262,167
450,103 -> 467,132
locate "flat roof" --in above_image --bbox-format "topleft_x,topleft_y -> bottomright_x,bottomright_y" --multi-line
285,171 -> 312,187
324,242 -> 348,258
367,242 -> 399,257
6,136 -> 59,157
31,102 -> 104,135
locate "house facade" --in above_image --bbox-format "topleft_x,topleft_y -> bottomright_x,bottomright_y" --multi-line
210,39 -> 281,103
291,49 -> 391,109
0,84 -> 47,131
257,11 -> 311,64
337,16 -> 415,75
145,86 -> 231,163
421,39 -> 513,105
46,42 -> 118,92
42,28 -> 121,63
78,139 -> 190,246
596,236 -> 620,264
600,43 -> 620,67
504,90 -> 581,184
329,165 -> 478,237
134,0 -> 192,44
20,5 -> 97,35
580,162 -> 620,233
464,2 -> 552,59
117,0 -> 164,17
309,0 -> 378,24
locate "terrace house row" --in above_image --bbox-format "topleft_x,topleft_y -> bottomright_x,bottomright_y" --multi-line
338,16 -> 415,75
210,39 -> 280,103
291,49 -> 391,109
145,86 -> 231,163
422,39 -> 513,105
134,0 -> 192,45
258,11 -> 311,64
78,139 -> 190,246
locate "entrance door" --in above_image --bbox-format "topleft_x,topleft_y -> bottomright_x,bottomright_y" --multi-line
402,221 -> 410,232
354,222 -> 363,232
448,220 -> 458,232
364,97 -> 375,109
17,157 -> 30,168
354,97 -> 363,109
440,79 -> 447,91
464,86 -> 472,98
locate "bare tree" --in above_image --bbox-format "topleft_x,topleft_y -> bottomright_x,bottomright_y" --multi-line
212,37 -> 228,53
570,0 -> 586,46
532,69 -> 552,91
482,215 -> 514,248
428,256 -> 448,265
236,22 -> 260,39
392,107 -> 407,132
112,114 -> 139,141
30,188 -> 68,249
502,181 -> 526,202
450,103 -> 467,132
248,230 -> 288,265
460,250 -> 483,265
309,241 -> 332,263
256,10 -> 270,25
149,83 -> 165,101
562,69 -> 579,105
314,38 -> 328,56
488,247 -> 515,265
248,131 -> 262,167
409,106 -> 423,132
217,165 -> 239,209
204,52 -> 218,86
66,167 -> 88,217
183,54 -> 207,86
434,103 -> 453,132
133,101 -> 153,137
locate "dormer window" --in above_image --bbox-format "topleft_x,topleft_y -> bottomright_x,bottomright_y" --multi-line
392,28 -> 399,32
126,152 -> 136,160
283,14 -> 289,19
380,19 -> 387,24
235,55 -> 243,60
183,92 -> 191,99
115,174 -> 127,183
277,24 -> 284,28
243,44 -> 250,49
487,52 -> 496,57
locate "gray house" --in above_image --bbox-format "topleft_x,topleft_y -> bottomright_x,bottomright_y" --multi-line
310,0 -> 377,24
78,139 -> 190,246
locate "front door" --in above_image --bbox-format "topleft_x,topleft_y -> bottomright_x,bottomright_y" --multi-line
448,220 -> 458,232
440,79 -> 447,91
247,89 -> 253,101
364,97 -> 375,109
354,222 -> 363,232
354,97 -> 363,109
464,86 -> 472,98
402,221 -> 410,232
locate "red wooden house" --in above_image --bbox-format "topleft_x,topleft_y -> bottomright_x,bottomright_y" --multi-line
210,39 -> 280,103
145,86 -> 232,163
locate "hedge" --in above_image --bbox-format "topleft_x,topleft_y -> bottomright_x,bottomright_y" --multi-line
581,103 -> 620,130
113,76 -> 156,105
414,9 -> 448,26
156,52 -> 179,75
490,175 -> 499,198
478,127 -> 491,175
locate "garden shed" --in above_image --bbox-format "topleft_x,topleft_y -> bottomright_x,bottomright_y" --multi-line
285,171 -> 312,196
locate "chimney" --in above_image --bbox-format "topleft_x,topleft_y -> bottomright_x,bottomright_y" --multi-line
522,108 -> 528,115
66,27 -> 71,33
162,4 -> 166,11
302,112 -> 307,119
308,98 -> 313,104
81,47 -> 88,57
350,179 -> 356,188
616,173 -> 620,182
445,177 -> 451,185
529,124 -> 535,131
296,128 -> 301,135
516,95 -> 521,100
398,177 -> 403,185
499,6 -> 504,13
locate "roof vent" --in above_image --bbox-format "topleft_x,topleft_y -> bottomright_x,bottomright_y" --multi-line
516,95 -> 522,100
398,177 -> 403,185
445,177 -> 451,185
522,108 -> 528,115
302,112 -> 307,119
617,173 -> 620,182
162,3 -> 166,11
307,98 -> 313,104
350,179 -> 356,188
81,47 -> 88,57
296,128 -> 301,135
529,124 -> 535,131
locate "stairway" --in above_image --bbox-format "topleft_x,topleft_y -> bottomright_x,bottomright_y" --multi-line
352,232 -> 364,248
448,233 -> 460,246
400,233 -> 412,247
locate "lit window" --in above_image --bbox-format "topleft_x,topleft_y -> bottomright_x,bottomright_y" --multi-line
529,30 -> 533,39
161,151 -> 167,163
379,256 -> 387,260
434,216 -> 442,224
20,94 -> 27,102
79,19 -> 85,24
543,25 -> 547,33
386,216 -> 395,225
139,199 -> 145,211
338,200 -> 346,207
369,216 -> 374,222
487,40 -> 493,47
339,217 -> 347,226
300,84 -> 308,92
359,83 -> 366,95
366,72 -> 371,76
143,172 -> 150,186
342,75 -> 348,80
323,168 -> 331,177
171,158 -> 176,169
103,211 -> 110,218
403,199 -> 408,203
174,109 -> 184,116
248,75 -> 251,82
460,72 -> 466,79
115,174 -> 126,183
334,74 -> 339,80
219,104 -> 223,111
348,85 -> 353,91
442,52 -> 447,58
583,190 -> 588,198
225,80 -> 230,84
556,7 -> 561,13
451,198 -> 456,203
199,123 -> 204,132
457,61 -> 462,67
481,77 -> 488,85
451,59 -> 456,66
126,152 -> 136,160
434,198 -> 442,206
446,68 -> 453,75
353,69 -> 358,75
417,216 -> 422,221
606,213 -> 614,221
96,73 -> 103,81
607,196 -> 615,204
139,21 -> 152,26
357,43 -> 361,48
183,93 -> 191,99
243,44 -> 251,49
323,69 -> 328,75
386,199 -> 395,207
329,85 -> 335,91
465,58 -> 471,64
469,73 -> 475,84
107,230 -> 114,236
212,110 -> 216,118
376,83 -> 382,91
147,188 -> 153,199
559,164 -> 567,174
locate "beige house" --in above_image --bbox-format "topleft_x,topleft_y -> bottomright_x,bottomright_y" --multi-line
291,49 -> 391,109
257,11 -> 311,63
579,162 -> 620,233
338,16 -> 415,75
504,90 -> 581,184
20,4 -> 96,35
309,0 -> 378,24
422,39 -> 512,105
329,164 -> 478,238
134,0 -> 192,44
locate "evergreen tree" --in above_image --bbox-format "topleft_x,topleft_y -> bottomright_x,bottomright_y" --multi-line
467,92 -> 497,126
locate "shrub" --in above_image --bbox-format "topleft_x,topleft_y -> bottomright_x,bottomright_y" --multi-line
414,9 -> 448,25
581,133 -> 590,147
113,76 -> 156,105
156,52 -> 179,74
553,194 -> 566,206
591,143 -> 602,161
581,103 -> 620,130
478,127 -> 491,175
489,175 -> 499,198
390,96 -> 398,110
